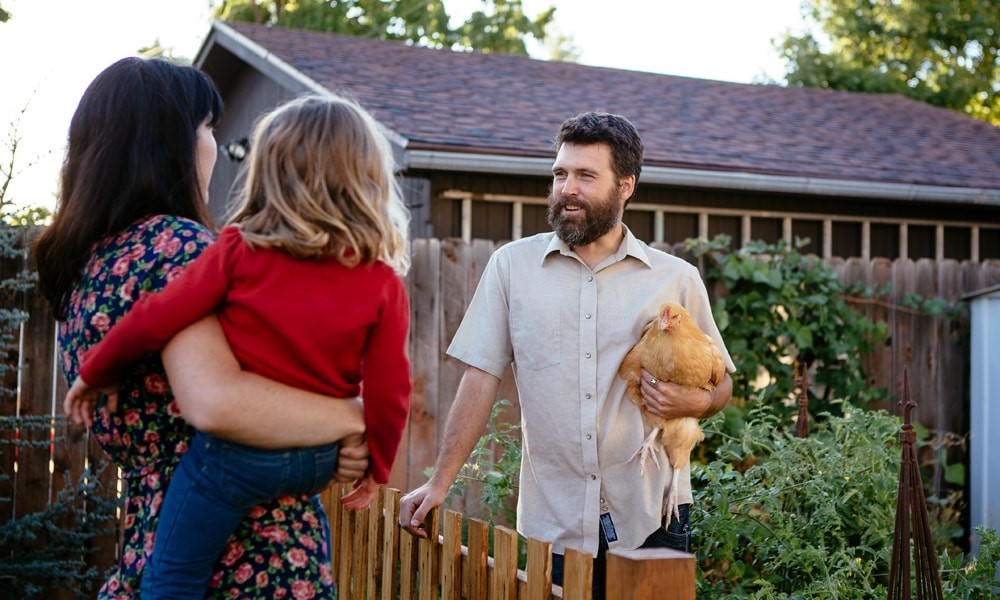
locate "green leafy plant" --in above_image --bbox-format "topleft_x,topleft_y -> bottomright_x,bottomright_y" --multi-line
688,235 -> 888,424
428,398 -> 521,526
692,405 -> 999,598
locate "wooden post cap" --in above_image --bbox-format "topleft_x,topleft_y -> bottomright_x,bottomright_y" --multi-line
605,548 -> 695,600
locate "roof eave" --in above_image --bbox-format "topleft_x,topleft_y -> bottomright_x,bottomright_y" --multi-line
197,21 -> 413,150
405,149 -> 1000,205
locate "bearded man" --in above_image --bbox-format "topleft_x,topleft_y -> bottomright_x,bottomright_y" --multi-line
400,112 -> 735,599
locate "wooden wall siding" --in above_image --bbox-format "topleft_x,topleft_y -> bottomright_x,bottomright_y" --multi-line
206,61 -> 294,219
424,172 -> 1000,260
3,246 -> 1000,593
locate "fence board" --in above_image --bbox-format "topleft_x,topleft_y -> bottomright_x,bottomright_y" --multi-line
869,257 -> 895,411
562,547 -> 593,600
438,237 -> 469,431
891,259 -> 917,413
366,488 -> 384,598
440,509 -> 462,600
0,254 -> 22,527
526,537 -> 553,600
492,526 -> 519,600
380,488 -> 400,600
399,527 -> 418,600
337,502 -> 355,599
913,259 -> 939,427
401,238 -> 441,494
466,517 -> 489,599
16,282 -> 59,594
417,506 -> 439,599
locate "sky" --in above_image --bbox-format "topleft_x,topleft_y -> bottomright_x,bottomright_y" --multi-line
0,0 -> 809,211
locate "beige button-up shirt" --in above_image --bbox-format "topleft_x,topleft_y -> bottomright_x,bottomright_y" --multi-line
447,228 -> 735,555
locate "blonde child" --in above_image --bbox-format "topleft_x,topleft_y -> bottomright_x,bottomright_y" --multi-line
65,93 -> 412,599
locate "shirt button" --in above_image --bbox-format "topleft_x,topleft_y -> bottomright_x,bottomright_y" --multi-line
600,497 -> 605,503
585,313 -> 592,319
585,393 -> 592,399
590,474 -> 597,480
587,276 -> 594,282
585,352 -> 592,359
586,433 -> 593,440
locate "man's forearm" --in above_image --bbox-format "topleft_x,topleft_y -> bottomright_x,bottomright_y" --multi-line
700,372 -> 733,419
426,367 -> 501,490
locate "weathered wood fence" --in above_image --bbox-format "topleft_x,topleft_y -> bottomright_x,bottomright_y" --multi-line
2,238 -> 1000,596
319,483 -> 694,599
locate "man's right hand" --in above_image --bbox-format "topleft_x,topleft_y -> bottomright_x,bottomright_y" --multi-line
399,482 -> 448,538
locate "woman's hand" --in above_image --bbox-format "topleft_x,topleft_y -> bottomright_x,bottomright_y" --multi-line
336,433 -> 370,482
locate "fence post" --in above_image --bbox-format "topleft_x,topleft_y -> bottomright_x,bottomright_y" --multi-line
604,548 -> 695,600
561,547 -> 593,599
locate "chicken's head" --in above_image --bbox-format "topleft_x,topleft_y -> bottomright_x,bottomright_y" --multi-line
657,301 -> 687,332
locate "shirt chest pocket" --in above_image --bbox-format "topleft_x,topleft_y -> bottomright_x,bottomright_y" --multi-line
511,308 -> 561,371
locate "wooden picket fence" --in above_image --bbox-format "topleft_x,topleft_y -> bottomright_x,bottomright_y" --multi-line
318,483 -> 695,600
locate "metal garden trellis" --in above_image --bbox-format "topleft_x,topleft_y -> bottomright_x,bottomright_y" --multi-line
887,366 -> 944,600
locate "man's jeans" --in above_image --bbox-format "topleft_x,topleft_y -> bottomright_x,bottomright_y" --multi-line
141,431 -> 340,599
551,504 -> 691,600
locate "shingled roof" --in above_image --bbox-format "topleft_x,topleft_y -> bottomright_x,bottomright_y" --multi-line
204,21 -> 1000,200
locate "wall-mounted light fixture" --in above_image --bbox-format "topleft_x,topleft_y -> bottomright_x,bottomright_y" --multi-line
220,137 -> 249,162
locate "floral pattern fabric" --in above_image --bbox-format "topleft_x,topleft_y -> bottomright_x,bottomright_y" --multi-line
59,215 -> 336,600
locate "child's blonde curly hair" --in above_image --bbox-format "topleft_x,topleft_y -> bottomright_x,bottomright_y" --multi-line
229,93 -> 410,274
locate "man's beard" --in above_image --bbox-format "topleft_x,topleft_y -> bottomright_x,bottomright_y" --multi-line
546,185 -> 622,248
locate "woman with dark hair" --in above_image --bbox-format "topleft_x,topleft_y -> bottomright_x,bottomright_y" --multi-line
34,57 -> 367,599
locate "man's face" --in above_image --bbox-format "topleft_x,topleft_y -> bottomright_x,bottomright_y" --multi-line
547,142 -> 629,247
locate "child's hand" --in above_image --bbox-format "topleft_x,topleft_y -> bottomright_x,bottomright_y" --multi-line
64,376 -> 118,428
340,475 -> 379,510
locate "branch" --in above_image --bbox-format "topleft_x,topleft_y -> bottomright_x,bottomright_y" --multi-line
841,294 -> 926,316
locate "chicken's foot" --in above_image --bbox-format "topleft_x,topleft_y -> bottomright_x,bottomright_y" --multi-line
627,427 -> 662,475
663,464 -> 682,523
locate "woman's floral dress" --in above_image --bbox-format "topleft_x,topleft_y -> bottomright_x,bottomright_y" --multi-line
58,215 -> 336,600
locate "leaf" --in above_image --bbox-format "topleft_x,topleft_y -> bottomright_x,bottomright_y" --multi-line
943,461 -> 965,486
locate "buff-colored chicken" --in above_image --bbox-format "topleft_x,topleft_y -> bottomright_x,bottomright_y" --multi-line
618,301 -> 725,521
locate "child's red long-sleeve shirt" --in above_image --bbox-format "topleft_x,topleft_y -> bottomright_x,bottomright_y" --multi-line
80,226 -> 411,484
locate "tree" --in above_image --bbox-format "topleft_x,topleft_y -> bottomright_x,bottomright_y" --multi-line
0,3 -> 9,23
777,0 -> 1000,124
453,0 -> 555,55
213,0 -> 560,56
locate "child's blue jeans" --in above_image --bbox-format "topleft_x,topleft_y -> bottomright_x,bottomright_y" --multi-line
141,430 -> 340,599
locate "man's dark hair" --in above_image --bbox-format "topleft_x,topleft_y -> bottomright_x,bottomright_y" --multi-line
554,111 -> 644,185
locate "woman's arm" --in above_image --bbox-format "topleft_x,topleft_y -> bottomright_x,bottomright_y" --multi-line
160,316 -> 367,449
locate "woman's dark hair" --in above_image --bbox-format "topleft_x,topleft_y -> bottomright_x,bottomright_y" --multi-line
34,57 -> 222,319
